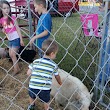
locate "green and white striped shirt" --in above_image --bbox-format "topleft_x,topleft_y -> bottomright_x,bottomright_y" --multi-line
29,58 -> 58,90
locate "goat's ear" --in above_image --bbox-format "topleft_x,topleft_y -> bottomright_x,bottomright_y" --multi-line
90,92 -> 93,98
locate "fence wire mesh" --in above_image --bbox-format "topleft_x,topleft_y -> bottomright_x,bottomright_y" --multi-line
0,0 -> 110,110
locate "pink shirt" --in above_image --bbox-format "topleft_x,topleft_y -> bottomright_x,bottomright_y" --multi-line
0,16 -> 20,41
0,16 -> 17,34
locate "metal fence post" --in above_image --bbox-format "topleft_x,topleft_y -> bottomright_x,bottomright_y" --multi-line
95,0 -> 109,101
27,0 -> 33,39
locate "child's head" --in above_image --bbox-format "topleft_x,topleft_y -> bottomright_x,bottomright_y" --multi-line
42,38 -> 58,59
34,0 -> 46,14
0,0 -> 12,25
0,0 -> 11,18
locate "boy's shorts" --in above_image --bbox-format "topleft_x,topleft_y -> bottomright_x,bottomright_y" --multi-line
28,88 -> 51,103
9,38 -> 20,48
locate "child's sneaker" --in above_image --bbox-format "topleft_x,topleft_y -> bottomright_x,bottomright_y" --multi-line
27,104 -> 35,110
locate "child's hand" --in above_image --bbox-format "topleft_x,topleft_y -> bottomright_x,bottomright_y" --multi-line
30,37 -> 36,46
27,69 -> 32,76
20,39 -> 24,46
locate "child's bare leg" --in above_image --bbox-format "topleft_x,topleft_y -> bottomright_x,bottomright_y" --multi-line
29,96 -> 35,105
9,48 -> 20,73
44,102 -> 49,110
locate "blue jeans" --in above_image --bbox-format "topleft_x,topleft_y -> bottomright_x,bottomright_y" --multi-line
9,38 -> 20,48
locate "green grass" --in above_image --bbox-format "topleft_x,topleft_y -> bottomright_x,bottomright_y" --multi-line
51,14 -> 109,108
52,14 -> 99,73
50,13 -> 102,93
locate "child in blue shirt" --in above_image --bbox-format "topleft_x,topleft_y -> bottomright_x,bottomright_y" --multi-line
30,0 -> 52,57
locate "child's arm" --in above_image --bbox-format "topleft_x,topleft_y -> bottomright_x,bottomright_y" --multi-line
27,68 -> 32,76
55,75 -> 62,85
0,24 -> 4,33
30,30 -> 48,45
15,20 -> 24,46
0,28 -> 4,33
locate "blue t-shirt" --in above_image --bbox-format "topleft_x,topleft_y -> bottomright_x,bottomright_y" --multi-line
36,13 -> 52,48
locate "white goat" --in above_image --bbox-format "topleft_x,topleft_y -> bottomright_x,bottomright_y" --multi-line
51,69 -> 93,110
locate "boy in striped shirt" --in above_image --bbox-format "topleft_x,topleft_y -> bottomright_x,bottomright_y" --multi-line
27,38 -> 62,110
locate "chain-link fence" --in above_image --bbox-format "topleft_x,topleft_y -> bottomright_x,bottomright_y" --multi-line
0,0 -> 110,110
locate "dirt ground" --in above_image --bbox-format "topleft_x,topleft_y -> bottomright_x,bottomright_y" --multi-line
0,58 -> 60,110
